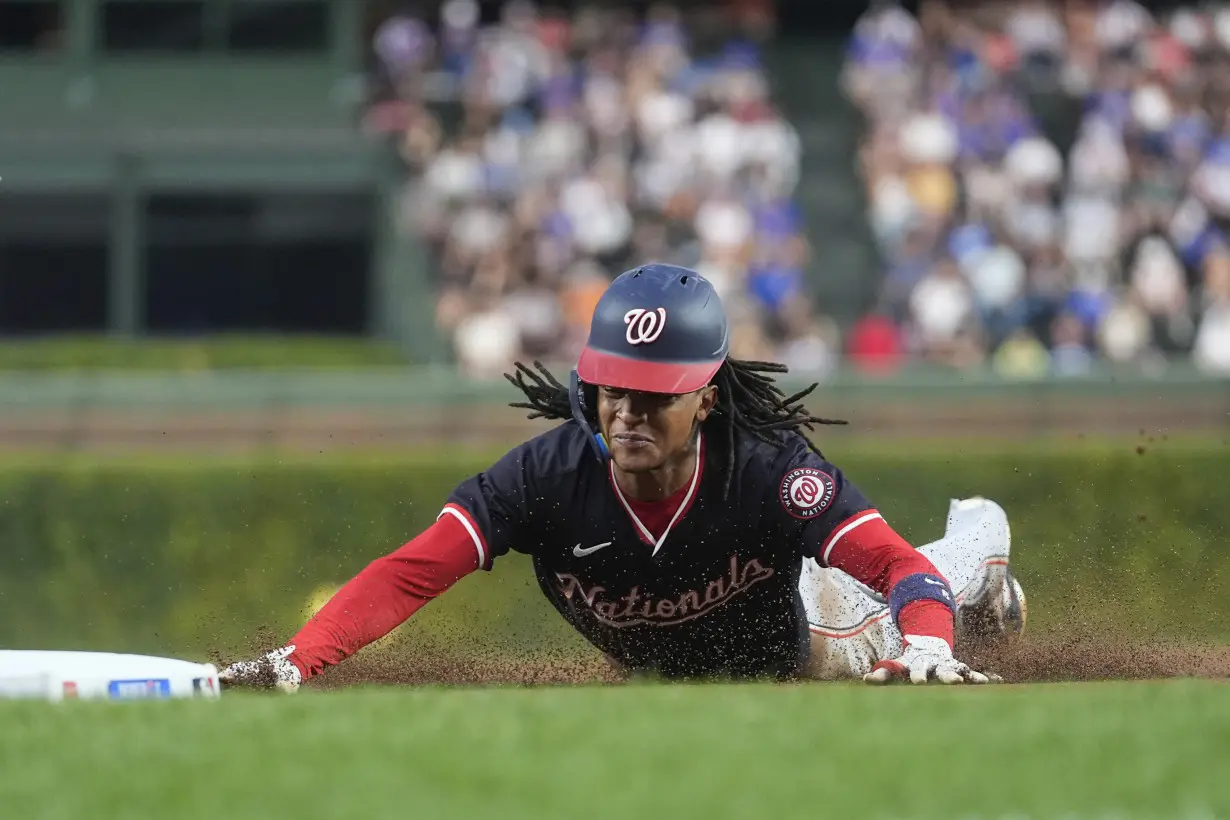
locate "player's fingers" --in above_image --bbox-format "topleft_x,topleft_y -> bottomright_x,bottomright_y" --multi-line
864,660 -> 906,685
963,668 -> 991,684
909,663 -> 931,685
934,665 -> 966,684
862,667 -> 892,684
219,661 -> 264,688
984,672 -> 1004,684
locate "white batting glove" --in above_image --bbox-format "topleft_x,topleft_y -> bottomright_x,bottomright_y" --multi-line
218,645 -> 303,693
863,635 -> 996,685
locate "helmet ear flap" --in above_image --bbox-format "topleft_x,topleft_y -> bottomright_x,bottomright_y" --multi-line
569,369 -> 609,461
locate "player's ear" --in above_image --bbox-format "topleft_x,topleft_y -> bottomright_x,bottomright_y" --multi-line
694,385 -> 718,422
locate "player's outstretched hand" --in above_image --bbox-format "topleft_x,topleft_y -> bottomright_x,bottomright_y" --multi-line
863,635 -> 998,685
218,645 -> 302,693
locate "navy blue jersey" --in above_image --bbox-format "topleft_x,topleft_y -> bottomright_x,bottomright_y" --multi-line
442,421 -> 876,679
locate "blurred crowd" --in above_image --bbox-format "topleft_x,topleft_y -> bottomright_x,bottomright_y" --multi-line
364,0 -> 829,378
366,0 -> 1230,378
847,0 -> 1230,376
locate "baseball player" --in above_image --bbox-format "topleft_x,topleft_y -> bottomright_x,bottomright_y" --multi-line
221,263 -> 1025,691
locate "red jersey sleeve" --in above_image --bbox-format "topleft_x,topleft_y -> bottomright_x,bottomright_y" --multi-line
825,519 -> 955,648
768,437 -> 956,648
286,514 -> 480,679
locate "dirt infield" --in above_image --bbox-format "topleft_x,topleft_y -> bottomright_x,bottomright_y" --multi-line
289,631 -> 1230,690
305,648 -> 621,689
958,634 -> 1230,683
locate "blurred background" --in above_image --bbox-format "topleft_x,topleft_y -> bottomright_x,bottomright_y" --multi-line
1,0 -> 1228,667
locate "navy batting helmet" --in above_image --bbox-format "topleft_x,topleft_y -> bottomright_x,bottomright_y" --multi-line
575,263 -> 730,394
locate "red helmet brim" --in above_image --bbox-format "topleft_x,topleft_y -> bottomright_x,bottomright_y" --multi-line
576,347 -> 723,394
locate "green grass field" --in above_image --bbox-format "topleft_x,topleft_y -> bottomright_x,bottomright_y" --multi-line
2,680 -> 1227,820
0,335 -> 408,371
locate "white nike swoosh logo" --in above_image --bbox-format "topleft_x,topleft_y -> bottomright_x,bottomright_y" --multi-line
573,541 -> 613,557
922,577 -> 952,599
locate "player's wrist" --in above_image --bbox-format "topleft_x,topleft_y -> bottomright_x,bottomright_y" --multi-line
285,649 -> 309,681
897,599 -> 955,649
888,572 -> 956,621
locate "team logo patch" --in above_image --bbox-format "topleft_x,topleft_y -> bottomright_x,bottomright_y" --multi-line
779,467 -> 836,520
623,307 -> 667,345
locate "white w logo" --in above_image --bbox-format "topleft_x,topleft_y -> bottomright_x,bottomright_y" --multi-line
623,308 -> 667,345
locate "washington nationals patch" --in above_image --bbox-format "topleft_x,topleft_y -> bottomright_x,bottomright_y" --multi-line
779,467 -> 836,520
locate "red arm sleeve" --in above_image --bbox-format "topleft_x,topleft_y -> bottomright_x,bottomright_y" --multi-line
286,515 -> 480,679
825,513 -> 955,649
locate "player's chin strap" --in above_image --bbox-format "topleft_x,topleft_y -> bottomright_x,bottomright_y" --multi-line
570,369 -> 609,462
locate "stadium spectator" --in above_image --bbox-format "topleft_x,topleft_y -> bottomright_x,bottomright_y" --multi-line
847,312 -> 906,375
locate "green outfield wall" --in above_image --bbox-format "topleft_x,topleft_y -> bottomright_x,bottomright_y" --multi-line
1,441 -> 1227,663
0,365 -> 1225,450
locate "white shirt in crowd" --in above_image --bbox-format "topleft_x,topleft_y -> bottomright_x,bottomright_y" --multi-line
1098,299 -> 1151,362
779,333 -> 836,377
450,205 -> 509,256
693,113 -> 747,182
526,117 -> 588,179
1068,121 -> 1130,194
1130,236 -> 1186,315
1194,302 -> 1230,374
636,89 -> 694,144
1063,195 -> 1121,263
503,287 -> 563,350
851,5 -> 921,61
481,28 -> 548,108
584,74 -> 630,139
1094,0 -> 1152,50
694,196 -> 753,251
966,245 -> 1026,310
559,175 -> 633,256
424,147 -> 484,201
1006,1 -> 1067,56
911,267 -> 973,344
455,307 -> 520,377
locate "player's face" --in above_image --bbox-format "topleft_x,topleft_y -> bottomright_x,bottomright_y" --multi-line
597,384 -> 718,471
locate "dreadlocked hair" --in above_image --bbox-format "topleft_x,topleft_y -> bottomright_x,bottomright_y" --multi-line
505,358 -> 846,498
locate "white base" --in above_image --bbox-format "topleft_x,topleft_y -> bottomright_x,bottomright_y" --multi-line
0,650 -> 220,701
